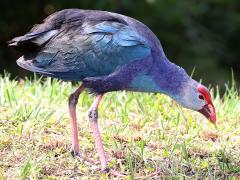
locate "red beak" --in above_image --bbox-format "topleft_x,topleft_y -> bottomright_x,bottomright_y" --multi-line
198,103 -> 216,124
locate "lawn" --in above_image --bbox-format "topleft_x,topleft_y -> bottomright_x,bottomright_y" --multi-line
0,74 -> 240,179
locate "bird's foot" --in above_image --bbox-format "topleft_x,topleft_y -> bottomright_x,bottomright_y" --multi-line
70,145 -> 80,157
101,167 -> 110,173
70,150 -> 111,174
70,149 -> 100,166
70,148 -> 80,157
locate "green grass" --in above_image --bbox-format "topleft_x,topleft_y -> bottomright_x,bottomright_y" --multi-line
0,74 -> 240,179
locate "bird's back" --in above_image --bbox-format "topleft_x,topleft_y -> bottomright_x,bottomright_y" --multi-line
9,9 -> 164,81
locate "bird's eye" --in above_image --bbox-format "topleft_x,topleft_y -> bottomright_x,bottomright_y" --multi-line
198,95 -> 204,100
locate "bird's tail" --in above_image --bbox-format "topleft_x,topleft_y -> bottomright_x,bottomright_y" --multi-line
8,30 -> 58,54
8,29 -> 60,75
9,29 -> 84,80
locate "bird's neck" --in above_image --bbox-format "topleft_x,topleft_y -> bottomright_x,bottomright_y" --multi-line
129,56 -> 190,100
153,58 -> 191,100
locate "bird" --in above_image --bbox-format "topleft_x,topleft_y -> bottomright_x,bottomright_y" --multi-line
9,9 -> 216,172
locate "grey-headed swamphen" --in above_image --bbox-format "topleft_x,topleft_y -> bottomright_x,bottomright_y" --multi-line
9,9 -> 216,172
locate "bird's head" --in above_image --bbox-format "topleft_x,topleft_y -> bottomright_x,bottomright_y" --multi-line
196,85 -> 216,124
176,82 -> 216,124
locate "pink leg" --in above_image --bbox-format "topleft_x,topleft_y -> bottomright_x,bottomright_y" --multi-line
68,85 -> 85,156
88,94 -> 108,171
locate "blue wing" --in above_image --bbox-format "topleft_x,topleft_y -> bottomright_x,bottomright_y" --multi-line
15,20 -> 152,80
